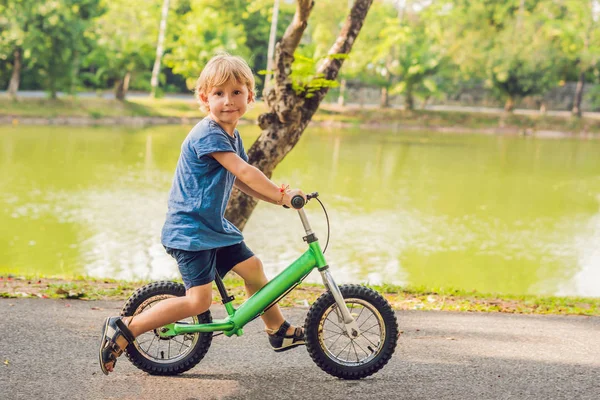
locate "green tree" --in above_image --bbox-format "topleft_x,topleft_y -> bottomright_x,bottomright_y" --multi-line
377,11 -> 446,110
322,0 -> 398,107
0,0 -> 38,99
543,0 -> 600,117
83,0 -> 161,99
25,0 -> 105,98
437,0 -> 561,112
163,0 -> 252,91
226,0 -> 375,229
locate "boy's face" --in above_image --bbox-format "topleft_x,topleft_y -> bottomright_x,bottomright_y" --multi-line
201,80 -> 253,134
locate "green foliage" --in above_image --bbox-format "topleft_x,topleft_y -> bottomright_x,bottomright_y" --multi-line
433,0 -> 566,109
0,0 -> 38,79
289,53 -> 346,98
164,1 -> 251,90
23,1 -> 106,97
1,0 -> 598,111
82,0 -> 160,96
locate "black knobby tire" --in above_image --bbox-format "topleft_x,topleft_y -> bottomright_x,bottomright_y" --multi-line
120,281 -> 213,375
304,284 -> 398,379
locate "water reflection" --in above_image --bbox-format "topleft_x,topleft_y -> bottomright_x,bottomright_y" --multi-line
561,195 -> 600,296
1,124 -> 600,296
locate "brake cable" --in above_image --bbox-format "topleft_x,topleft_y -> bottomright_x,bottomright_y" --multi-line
312,196 -> 330,254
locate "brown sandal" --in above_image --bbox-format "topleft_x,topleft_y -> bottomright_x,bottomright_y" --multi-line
267,321 -> 305,352
98,316 -> 135,375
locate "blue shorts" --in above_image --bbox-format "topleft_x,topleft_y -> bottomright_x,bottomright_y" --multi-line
164,242 -> 255,289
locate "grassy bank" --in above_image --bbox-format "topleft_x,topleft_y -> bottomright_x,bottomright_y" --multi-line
2,275 -> 598,316
2,96 -> 600,134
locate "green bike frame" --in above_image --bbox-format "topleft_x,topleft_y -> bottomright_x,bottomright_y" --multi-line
158,207 -> 360,339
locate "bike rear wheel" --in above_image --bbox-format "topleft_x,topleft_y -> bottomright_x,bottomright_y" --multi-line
121,281 -> 213,375
305,284 -> 398,379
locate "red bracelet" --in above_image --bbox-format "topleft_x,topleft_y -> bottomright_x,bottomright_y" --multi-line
277,184 -> 289,204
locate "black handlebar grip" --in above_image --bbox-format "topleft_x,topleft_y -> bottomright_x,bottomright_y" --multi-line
291,195 -> 305,209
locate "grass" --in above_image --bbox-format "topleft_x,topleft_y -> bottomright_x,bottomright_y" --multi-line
2,274 -> 598,316
2,95 -> 600,134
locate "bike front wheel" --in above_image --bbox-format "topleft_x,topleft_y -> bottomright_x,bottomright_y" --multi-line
305,284 -> 398,379
121,281 -> 213,375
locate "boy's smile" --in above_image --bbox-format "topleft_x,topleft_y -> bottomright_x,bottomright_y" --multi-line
201,81 -> 253,136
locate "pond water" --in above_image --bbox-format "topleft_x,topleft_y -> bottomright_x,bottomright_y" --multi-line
1,123 -> 600,297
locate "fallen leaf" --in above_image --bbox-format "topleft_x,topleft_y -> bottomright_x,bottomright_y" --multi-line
65,303 -> 72,307
3,360 -> 9,366
91,307 -> 103,311
66,291 -> 84,299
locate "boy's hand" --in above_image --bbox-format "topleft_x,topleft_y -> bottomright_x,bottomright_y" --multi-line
283,188 -> 306,209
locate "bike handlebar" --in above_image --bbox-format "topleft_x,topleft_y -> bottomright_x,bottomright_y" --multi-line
291,195 -> 305,209
284,192 -> 319,209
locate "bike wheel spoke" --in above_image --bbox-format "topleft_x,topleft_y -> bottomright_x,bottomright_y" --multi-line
323,326 -> 344,335
355,305 -> 366,323
351,341 -> 360,363
136,337 -> 153,346
171,337 -> 189,349
353,338 -> 370,357
361,332 -> 380,348
358,313 -> 375,329
363,322 -> 381,334
324,332 -> 343,341
335,340 -> 352,359
325,314 -> 345,333
144,336 -> 156,354
346,341 -> 353,362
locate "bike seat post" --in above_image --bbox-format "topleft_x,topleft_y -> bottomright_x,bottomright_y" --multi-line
214,274 -> 236,316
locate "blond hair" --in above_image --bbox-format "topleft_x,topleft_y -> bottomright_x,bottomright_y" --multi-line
194,53 -> 255,112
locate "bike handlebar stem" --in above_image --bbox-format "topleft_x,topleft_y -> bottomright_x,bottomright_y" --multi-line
297,208 -> 314,236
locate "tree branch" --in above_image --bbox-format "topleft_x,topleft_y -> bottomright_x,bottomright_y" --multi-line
317,0 -> 374,80
263,0 -> 314,125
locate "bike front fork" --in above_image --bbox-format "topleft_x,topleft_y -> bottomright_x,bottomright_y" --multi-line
320,269 -> 361,338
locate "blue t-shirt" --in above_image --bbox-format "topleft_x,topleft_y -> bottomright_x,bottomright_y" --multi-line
161,117 -> 248,251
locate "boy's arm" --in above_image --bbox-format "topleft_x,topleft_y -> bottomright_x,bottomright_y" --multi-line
234,178 -> 277,204
211,151 -> 303,207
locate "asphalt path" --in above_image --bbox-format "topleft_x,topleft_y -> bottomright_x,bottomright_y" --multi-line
1,298 -> 599,400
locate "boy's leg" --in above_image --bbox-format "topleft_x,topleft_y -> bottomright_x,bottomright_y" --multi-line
127,282 -> 213,336
103,282 -> 213,373
231,256 -> 297,335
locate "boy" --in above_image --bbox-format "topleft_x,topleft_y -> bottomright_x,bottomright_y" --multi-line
99,54 -> 306,375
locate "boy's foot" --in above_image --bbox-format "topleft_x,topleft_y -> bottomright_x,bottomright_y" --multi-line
267,320 -> 305,352
98,316 -> 134,375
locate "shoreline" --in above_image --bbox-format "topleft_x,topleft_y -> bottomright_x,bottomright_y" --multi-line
1,97 -> 600,138
2,114 -> 598,139
2,275 -> 598,316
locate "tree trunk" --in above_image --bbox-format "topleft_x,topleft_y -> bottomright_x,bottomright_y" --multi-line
504,96 -> 515,113
70,52 -> 80,95
380,86 -> 389,108
115,72 -> 131,101
572,71 -> 585,118
225,0 -> 374,230
405,84 -> 414,111
8,47 -> 22,100
337,78 -> 346,107
150,0 -> 170,98
264,0 -> 280,90
421,96 -> 430,109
